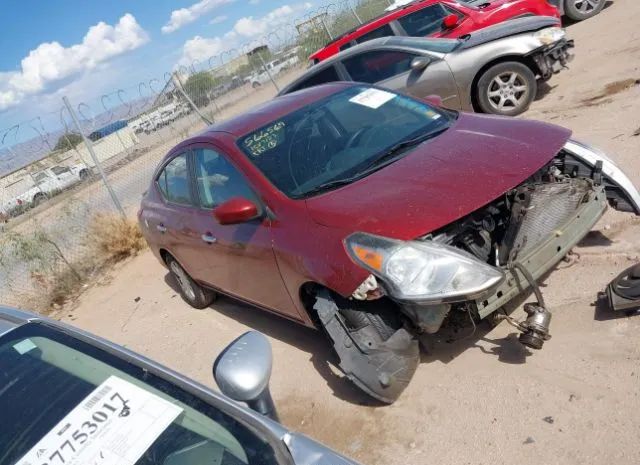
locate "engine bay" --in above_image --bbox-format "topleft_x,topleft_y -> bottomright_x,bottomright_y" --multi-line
421,151 -> 611,268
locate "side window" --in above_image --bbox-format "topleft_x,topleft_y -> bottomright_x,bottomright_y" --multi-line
193,148 -> 257,208
33,172 -> 50,184
289,66 -> 340,93
51,166 -> 71,176
339,41 -> 354,52
342,50 -> 417,84
157,153 -> 192,205
355,23 -> 395,44
397,4 -> 461,36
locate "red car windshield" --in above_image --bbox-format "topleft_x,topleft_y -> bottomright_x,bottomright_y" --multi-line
238,86 -> 453,199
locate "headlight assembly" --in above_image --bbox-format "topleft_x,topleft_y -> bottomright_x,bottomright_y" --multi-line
534,27 -> 566,46
344,232 -> 504,303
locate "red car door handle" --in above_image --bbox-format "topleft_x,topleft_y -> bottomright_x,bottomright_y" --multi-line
201,233 -> 217,244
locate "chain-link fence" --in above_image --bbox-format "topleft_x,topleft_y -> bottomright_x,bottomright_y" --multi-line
0,0 -> 392,310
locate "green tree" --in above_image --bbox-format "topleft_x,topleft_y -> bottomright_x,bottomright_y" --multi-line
53,132 -> 83,152
247,47 -> 273,71
183,71 -> 220,108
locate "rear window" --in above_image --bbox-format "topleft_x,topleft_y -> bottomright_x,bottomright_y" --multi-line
355,23 -> 395,44
397,4 -> 462,36
157,153 -> 192,205
342,50 -> 416,83
288,66 -> 340,93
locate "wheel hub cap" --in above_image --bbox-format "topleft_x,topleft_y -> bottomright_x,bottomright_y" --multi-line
487,71 -> 529,112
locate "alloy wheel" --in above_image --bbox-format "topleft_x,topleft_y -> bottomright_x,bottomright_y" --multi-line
170,261 -> 196,301
574,0 -> 601,13
486,72 -> 529,112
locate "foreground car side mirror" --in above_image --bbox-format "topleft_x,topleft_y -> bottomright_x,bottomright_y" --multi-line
213,331 -> 280,421
213,197 -> 260,225
442,13 -> 459,29
410,56 -> 431,71
423,94 -> 443,107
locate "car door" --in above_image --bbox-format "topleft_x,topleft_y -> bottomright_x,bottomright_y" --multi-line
148,152 -> 211,282
50,166 -> 77,189
188,145 -> 298,318
340,48 -> 461,109
394,3 -> 467,38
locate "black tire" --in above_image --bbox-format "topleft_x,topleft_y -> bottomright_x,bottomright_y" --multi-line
564,0 -> 605,21
79,169 -> 90,180
166,255 -> 216,309
32,192 -> 47,207
252,82 -> 261,89
476,61 -> 537,116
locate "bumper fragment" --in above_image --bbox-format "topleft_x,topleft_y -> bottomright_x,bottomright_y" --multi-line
532,39 -> 575,79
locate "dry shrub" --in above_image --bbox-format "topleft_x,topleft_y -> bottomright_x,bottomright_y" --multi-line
88,213 -> 147,263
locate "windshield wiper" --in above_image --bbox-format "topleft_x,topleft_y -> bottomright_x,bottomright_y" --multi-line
298,126 -> 448,198
358,127 -> 449,174
298,177 -> 359,198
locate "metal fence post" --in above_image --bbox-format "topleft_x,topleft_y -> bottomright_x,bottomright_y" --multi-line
256,52 -> 280,93
171,73 -> 213,125
321,18 -> 334,40
62,96 -> 126,218
349,4 -> 363,24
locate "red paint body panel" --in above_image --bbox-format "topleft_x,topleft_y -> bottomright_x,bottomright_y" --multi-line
141,83 -> 571,327
305,112 -> 571,239
309,0 -> 560,63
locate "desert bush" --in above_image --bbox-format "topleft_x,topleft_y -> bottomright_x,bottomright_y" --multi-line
87,213 -> 147,263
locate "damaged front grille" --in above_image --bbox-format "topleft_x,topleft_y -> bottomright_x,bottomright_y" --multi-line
500,178 -> 592,263
426,172 -> 596,268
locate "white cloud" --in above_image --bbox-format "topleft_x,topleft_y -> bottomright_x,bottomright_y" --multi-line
178,35 -> 227,66
162,0 -> 234,34
209,15 -> 228,24
248,0 -> 260,4
233,3 -> 312,38
0,14 -> 149,111
176,3 -> 313,68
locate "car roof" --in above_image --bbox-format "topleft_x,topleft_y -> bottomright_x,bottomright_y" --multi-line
279,36 -> 456,96
310,0 -> 460,58
191,81 -> 356,139
0,306 -> 32,338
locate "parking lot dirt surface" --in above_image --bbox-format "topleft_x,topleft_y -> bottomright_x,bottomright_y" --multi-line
59,2 -> 640,464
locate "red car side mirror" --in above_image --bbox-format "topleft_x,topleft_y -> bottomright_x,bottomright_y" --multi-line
442,14 -> 459,29
214,197 -> 260,225
423,94 -> 443,107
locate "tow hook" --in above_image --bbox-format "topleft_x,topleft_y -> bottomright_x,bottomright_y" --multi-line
495,262 -> 553,350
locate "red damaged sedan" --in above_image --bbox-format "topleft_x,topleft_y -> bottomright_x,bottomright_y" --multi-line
140,83 -> 640,403
308,0 -> 560,64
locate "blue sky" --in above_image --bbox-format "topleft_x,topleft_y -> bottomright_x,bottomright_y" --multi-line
0,0 -> 314,137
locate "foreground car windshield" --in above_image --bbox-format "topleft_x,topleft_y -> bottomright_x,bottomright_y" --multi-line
238,86 -> 453,198
0,323 -> 277,465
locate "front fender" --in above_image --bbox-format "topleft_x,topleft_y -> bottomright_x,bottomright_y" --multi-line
563,139 -> 640,215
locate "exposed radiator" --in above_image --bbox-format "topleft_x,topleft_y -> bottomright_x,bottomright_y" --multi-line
505,178 -> 593,263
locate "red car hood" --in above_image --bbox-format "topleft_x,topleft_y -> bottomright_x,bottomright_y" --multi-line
305,113 -> 571,240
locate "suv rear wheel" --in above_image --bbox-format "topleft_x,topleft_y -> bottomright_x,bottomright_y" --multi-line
166,255 -> 216,309
564,0 -> 605,21
476,62 -> 537,117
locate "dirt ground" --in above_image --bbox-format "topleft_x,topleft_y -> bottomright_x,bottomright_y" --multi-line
55,2 -> 640,464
